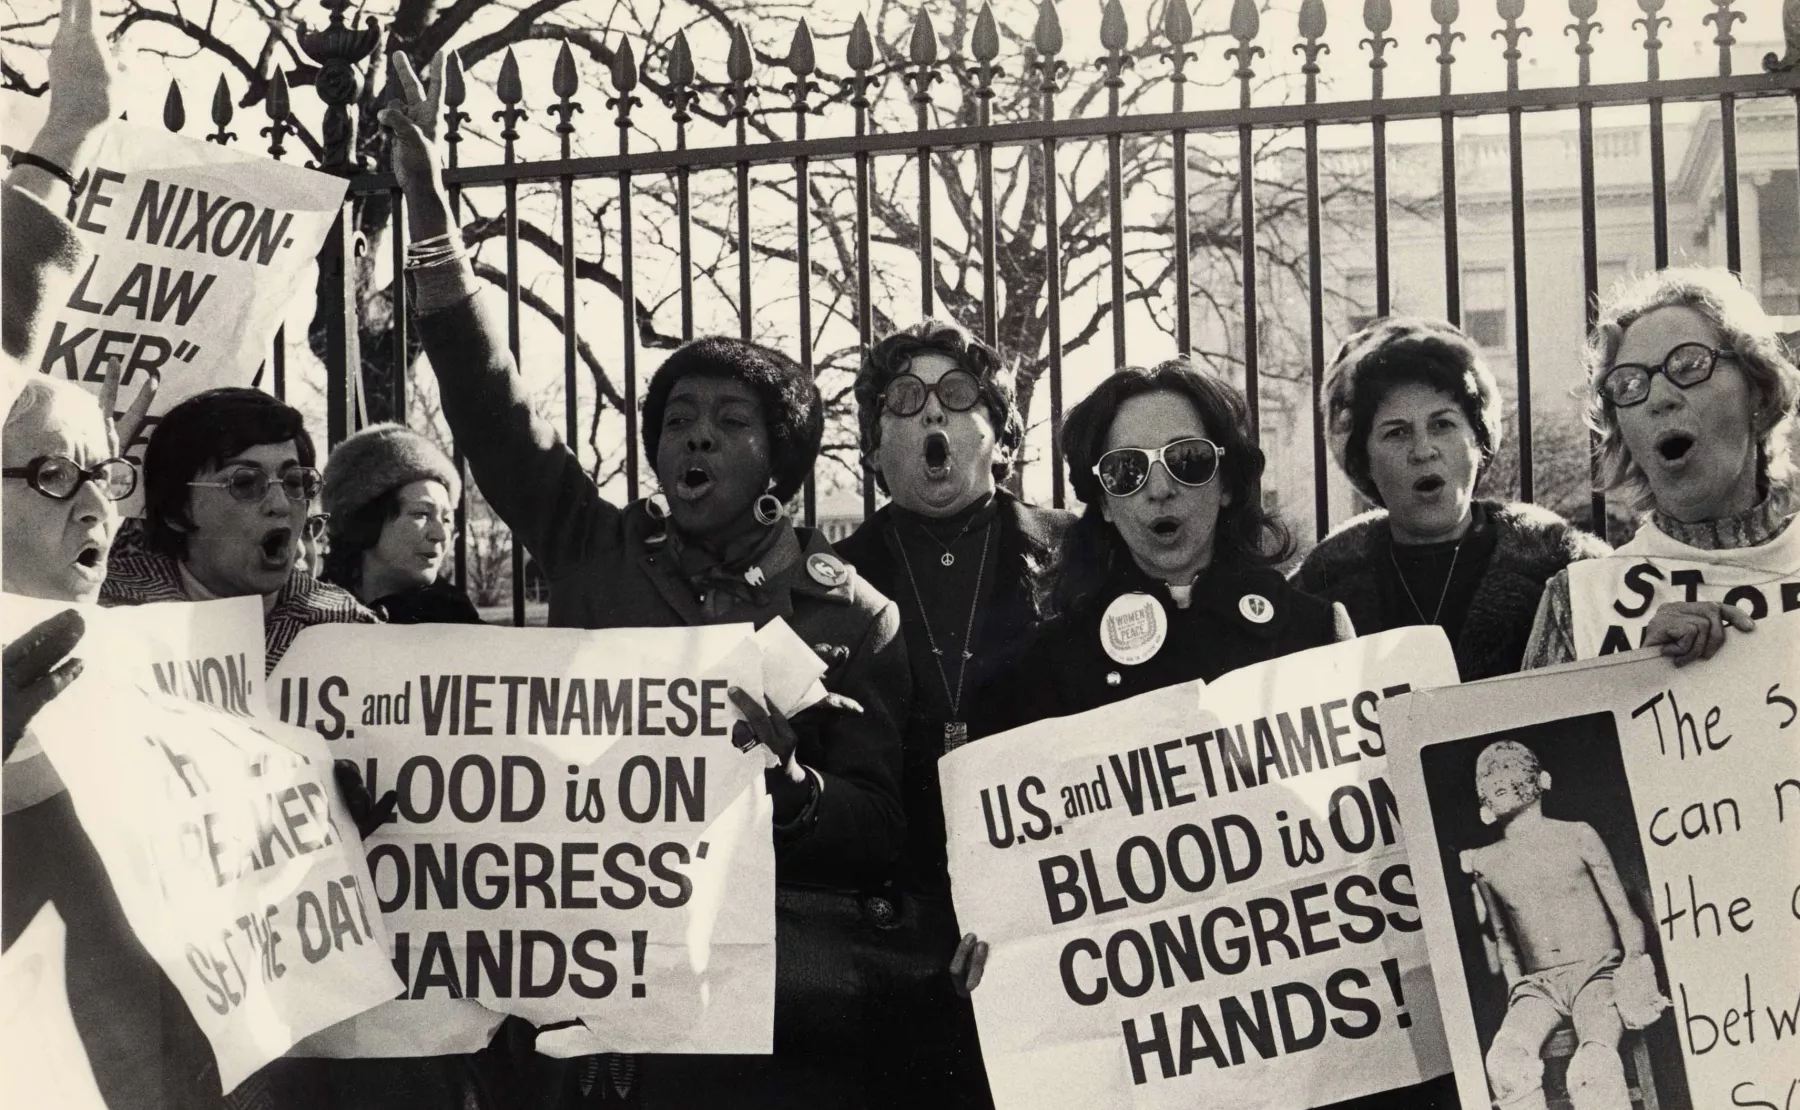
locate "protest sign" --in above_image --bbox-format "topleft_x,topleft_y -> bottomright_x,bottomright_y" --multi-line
0,905 -> 107,1110
2,92 -> 346,488
19,641 -> 402,1091
1566,532 -> 1800,658
942,628 -> 1460,1110
1385,625 -> 1800,1110
269,622 -> 777,1057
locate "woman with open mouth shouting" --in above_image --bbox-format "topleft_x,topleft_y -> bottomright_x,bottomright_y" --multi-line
1296,318 -> 1609,681
382,50 -> 907,1108
977,360 -> 1349,732
1524,268 -> 1800,668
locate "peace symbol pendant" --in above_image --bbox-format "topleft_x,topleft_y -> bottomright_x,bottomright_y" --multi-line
940,552 -> 955,567
944,721 -> 970,750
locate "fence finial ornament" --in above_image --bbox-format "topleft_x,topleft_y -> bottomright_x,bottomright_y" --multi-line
1428,0 -> 1463,71
1226,0 -> 1263,106
607,36 -> 640,128
1566,0 -> 1602,85
783,19 -> 819,112
164,79 -> 185,132
1296,0 -> 1329,81
1361,0 -> 1395,77
494,47 -> 528,145
905,10 -> 942,109
1033,0 -> 1063,60
261,67 -> 291,159
297,0 -> 380,171
726,23 -> 756,130
441,50 -> 470,157
1493,0 -> 1532,91
662,31 -> 697,125
209,74 -> 237,144
550,41 -> 584,137
1098,0 -> 1132,88
1161,0 -> 1194,99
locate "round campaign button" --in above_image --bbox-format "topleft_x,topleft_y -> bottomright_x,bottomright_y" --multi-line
1238,592 -> 1274,624
807,552 -> 849,587
1099,592 -> 1167,666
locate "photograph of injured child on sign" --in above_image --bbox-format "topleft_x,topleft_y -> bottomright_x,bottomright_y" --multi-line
1420,717 -> 1688,1110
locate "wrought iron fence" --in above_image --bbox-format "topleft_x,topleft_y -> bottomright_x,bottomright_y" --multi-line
138,0 -> 1800,625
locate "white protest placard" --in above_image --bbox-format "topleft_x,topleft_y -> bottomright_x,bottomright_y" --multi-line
942,628 -> 1460,1110
1566,529 -> 1800,658
19,649 -> 402,1090
269,622 -> 777,1057
3,92 -> 345,481
1385,627 -> 1800,1110
0,905 -> 107,1110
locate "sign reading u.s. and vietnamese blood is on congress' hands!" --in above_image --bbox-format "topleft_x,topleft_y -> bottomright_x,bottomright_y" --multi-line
18,641 -> 403,1091
942,628 -> 1461,1110
269,622 -> 776,1058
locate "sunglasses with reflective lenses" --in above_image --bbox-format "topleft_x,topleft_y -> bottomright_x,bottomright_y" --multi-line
881,370 -> 983,417
1598,343 -> 1737,408
188,465 -> 323,503
1093,437 -> 1226,497
1,455 -> 139,501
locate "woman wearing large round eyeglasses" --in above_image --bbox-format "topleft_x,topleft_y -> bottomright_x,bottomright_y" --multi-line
978,360 -> 1349,731
1523,268 -> 1800,668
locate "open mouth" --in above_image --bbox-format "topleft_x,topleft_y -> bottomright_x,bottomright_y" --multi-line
260,527 -> 294,565
1149,516 -> 1181,539
1656,433 -> 1696,463
672,464 -> 714,502
73,542 -> 104,572
1413,475 -> 1446,495
923,432 -> 951,479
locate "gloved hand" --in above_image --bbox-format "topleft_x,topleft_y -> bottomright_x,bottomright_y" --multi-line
4,610 -> 85,760
333,760 -> 398,841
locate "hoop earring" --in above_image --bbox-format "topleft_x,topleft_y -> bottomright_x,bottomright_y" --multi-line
754,493 -> 785,527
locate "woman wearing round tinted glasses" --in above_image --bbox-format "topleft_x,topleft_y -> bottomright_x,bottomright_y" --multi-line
1523,268 -> 1800,668
977,360 -> 1350,734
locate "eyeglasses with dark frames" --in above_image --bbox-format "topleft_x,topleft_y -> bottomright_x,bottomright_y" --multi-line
1092,437 -> 1226,498
187,465 -> 322,504
302,513 -> 331,542
1,455 -> 139,502
880,370 -> 984,418
1598,343 -> 1738,408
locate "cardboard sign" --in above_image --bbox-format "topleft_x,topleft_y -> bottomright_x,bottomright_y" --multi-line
1386,627 -> 1800,1110
1566,533 -> 1800,659
270,622 -> 778,1057
941,629 -> 1461,1110
0,905 -> 107,1110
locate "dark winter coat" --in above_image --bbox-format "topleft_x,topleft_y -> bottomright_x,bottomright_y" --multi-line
1293,500 -> 1611,681
977,559 -> 1343,737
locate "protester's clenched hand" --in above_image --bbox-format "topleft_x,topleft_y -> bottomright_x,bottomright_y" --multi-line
376,51 -> 452,240
1642,600 -> 1753,666
98,355 -> 157,458
3,610 -> 85,761
950,933 -> 988,997
333,760 -> 398,841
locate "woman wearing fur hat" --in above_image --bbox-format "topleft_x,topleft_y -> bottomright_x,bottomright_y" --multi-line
320,423 -> 478,624
1522,268 -> 1800,668
1295,317 -> 1610,681
381,53 -> 907,1107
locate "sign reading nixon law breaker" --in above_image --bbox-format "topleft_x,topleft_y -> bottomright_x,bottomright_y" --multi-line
270,623 -> 776,1055
1386,629 -> 1800,1110
21,645 -> 402,1091
942,629 -> 1460,1110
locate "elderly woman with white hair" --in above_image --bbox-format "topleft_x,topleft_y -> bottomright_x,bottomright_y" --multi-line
1523,268 -> 1800,667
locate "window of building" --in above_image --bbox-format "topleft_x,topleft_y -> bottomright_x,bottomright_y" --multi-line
1463,267 -> 1509,350
1346,272 -> 1377,333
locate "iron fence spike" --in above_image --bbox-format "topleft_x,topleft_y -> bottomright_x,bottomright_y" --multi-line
910,10 -> 939,66
727,23 -> 753,83
212,74 -> 234,126
266,66 -> 290,120
1431,0 -> 1460,26
670,30 -> 695,88
1100,0 -> 1128,52
444,50 -> 466,107
497,48 -> 523,105
610,35 -> 639,93
1568,0 -> 1598,19
1034,0 -> 1062,57
972,3 -> 1000,62
164,79 -> 185,131
1230,0 -> 1260,42
848,13 -> 874,71
1497,0 -> 1526,22
1299,0 -> 1327,41
788,19 -> 816,77
1363,0 -> 1391,35
554,40 -> 580,98
1164,0 -> 1193,45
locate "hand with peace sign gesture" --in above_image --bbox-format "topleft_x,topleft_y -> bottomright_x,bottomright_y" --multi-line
12,0 -> 117,205
377,50 -> 453,243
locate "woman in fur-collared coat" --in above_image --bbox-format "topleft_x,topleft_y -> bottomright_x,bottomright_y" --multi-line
1294,317 -> 1610,681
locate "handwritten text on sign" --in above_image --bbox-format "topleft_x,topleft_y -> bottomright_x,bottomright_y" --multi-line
270,623 -> 776,1055
942,629 -> 1460,1110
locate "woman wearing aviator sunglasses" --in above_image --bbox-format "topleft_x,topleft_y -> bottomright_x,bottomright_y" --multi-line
1524,268 -> 1800,668
978,361 -> 1349,734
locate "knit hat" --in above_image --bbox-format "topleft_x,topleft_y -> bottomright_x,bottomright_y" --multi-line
322,423 -> 460,522
1321,316 -> 1503,505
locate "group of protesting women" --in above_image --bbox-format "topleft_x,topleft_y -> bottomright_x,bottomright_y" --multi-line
4,8 -> 1798,1110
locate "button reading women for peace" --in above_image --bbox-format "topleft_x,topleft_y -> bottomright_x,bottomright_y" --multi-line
1100,592 -> 1167,666
806,552 -> 848,587
1239,593 -> 1274,624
